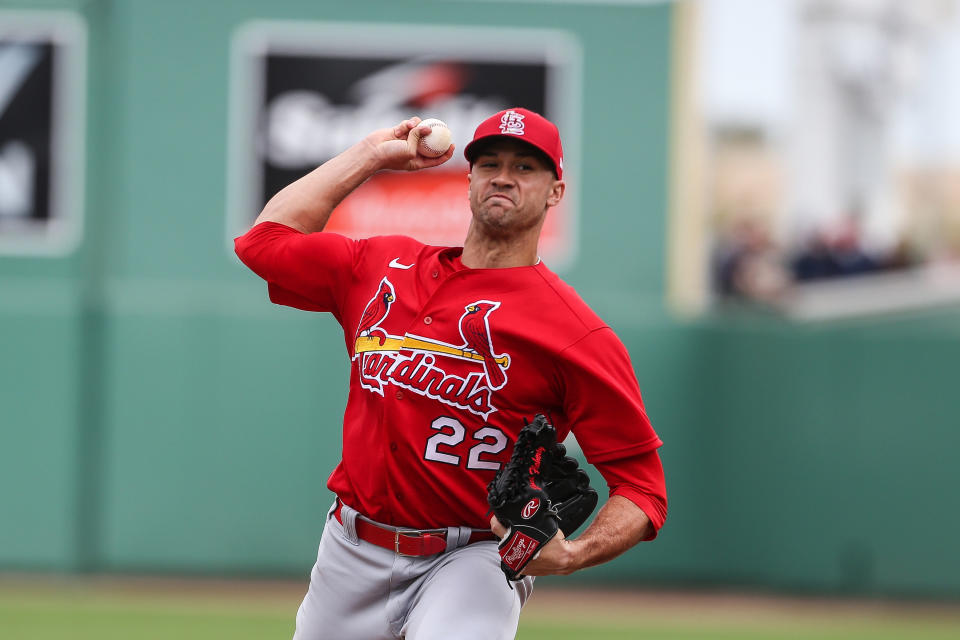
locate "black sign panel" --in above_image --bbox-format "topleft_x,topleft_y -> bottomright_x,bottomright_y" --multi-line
260,56 -> 547,207
0,42 -> 54,223
0,14 -> 85,255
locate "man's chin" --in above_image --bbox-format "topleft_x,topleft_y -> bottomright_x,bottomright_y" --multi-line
478,203 -> 515,221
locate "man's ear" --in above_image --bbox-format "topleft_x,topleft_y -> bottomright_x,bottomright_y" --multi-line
547,181 -> 565,207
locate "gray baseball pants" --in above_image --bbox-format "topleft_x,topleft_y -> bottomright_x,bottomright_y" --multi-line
292,502 -> 534,640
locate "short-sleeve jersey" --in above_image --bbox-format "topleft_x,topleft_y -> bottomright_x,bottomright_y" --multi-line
236,222 -> 665,533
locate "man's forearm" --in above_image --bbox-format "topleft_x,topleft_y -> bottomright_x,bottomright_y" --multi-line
566,495 -> 652,570
255,140 -> 380,234
251,117 -> 453,234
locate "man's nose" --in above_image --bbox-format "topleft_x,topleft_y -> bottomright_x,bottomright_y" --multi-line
490,167 -> 516,187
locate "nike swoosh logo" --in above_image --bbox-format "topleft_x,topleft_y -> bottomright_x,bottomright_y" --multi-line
389,258 -> 414,269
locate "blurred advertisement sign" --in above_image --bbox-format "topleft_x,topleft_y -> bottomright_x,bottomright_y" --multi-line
228,22 -> 581,269
0,12 -> 85,256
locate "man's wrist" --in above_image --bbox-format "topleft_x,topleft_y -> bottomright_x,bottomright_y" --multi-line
557,538 -> 584,575
350,138 -> 389,176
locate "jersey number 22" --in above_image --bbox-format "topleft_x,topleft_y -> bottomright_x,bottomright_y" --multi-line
424,416 -> 507,470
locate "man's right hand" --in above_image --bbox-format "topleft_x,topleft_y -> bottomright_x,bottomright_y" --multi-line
363,117 -> 456,172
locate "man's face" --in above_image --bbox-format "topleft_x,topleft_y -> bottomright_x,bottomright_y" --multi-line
467,139 -> 565,237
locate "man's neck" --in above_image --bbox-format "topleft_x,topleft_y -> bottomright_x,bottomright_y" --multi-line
460,225 -> 540,269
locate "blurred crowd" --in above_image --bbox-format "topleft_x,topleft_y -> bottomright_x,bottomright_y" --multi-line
712,213 -> 958,304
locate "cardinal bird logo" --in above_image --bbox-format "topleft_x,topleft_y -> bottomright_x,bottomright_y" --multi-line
356,278 -> 396,346
458,300 -> 508,390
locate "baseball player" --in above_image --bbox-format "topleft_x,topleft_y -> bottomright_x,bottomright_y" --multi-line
235,108 -> 667,640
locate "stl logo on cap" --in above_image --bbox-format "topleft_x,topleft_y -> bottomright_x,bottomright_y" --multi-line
499,110 -> 525,136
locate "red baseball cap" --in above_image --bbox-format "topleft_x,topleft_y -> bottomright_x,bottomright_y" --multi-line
463,107 -> 564,179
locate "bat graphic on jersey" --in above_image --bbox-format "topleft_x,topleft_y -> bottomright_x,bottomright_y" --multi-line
355,335 -> 510,368
355,278 -> 395,346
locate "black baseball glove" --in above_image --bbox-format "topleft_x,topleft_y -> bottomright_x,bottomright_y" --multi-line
486,414 -> 598,580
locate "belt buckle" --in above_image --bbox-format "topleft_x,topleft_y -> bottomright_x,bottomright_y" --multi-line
394,528 -> 445,557
394,529 -> 422,557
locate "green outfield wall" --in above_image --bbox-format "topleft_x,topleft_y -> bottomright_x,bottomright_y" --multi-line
1,0 -> 958,598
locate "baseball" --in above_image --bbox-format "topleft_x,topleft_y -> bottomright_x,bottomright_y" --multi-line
417,118 -> 452,158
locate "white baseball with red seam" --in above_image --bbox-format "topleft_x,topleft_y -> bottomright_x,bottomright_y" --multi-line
417,118 -> 452,158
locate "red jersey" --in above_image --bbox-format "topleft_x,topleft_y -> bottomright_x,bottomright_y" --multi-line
235,222 -> 667,536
